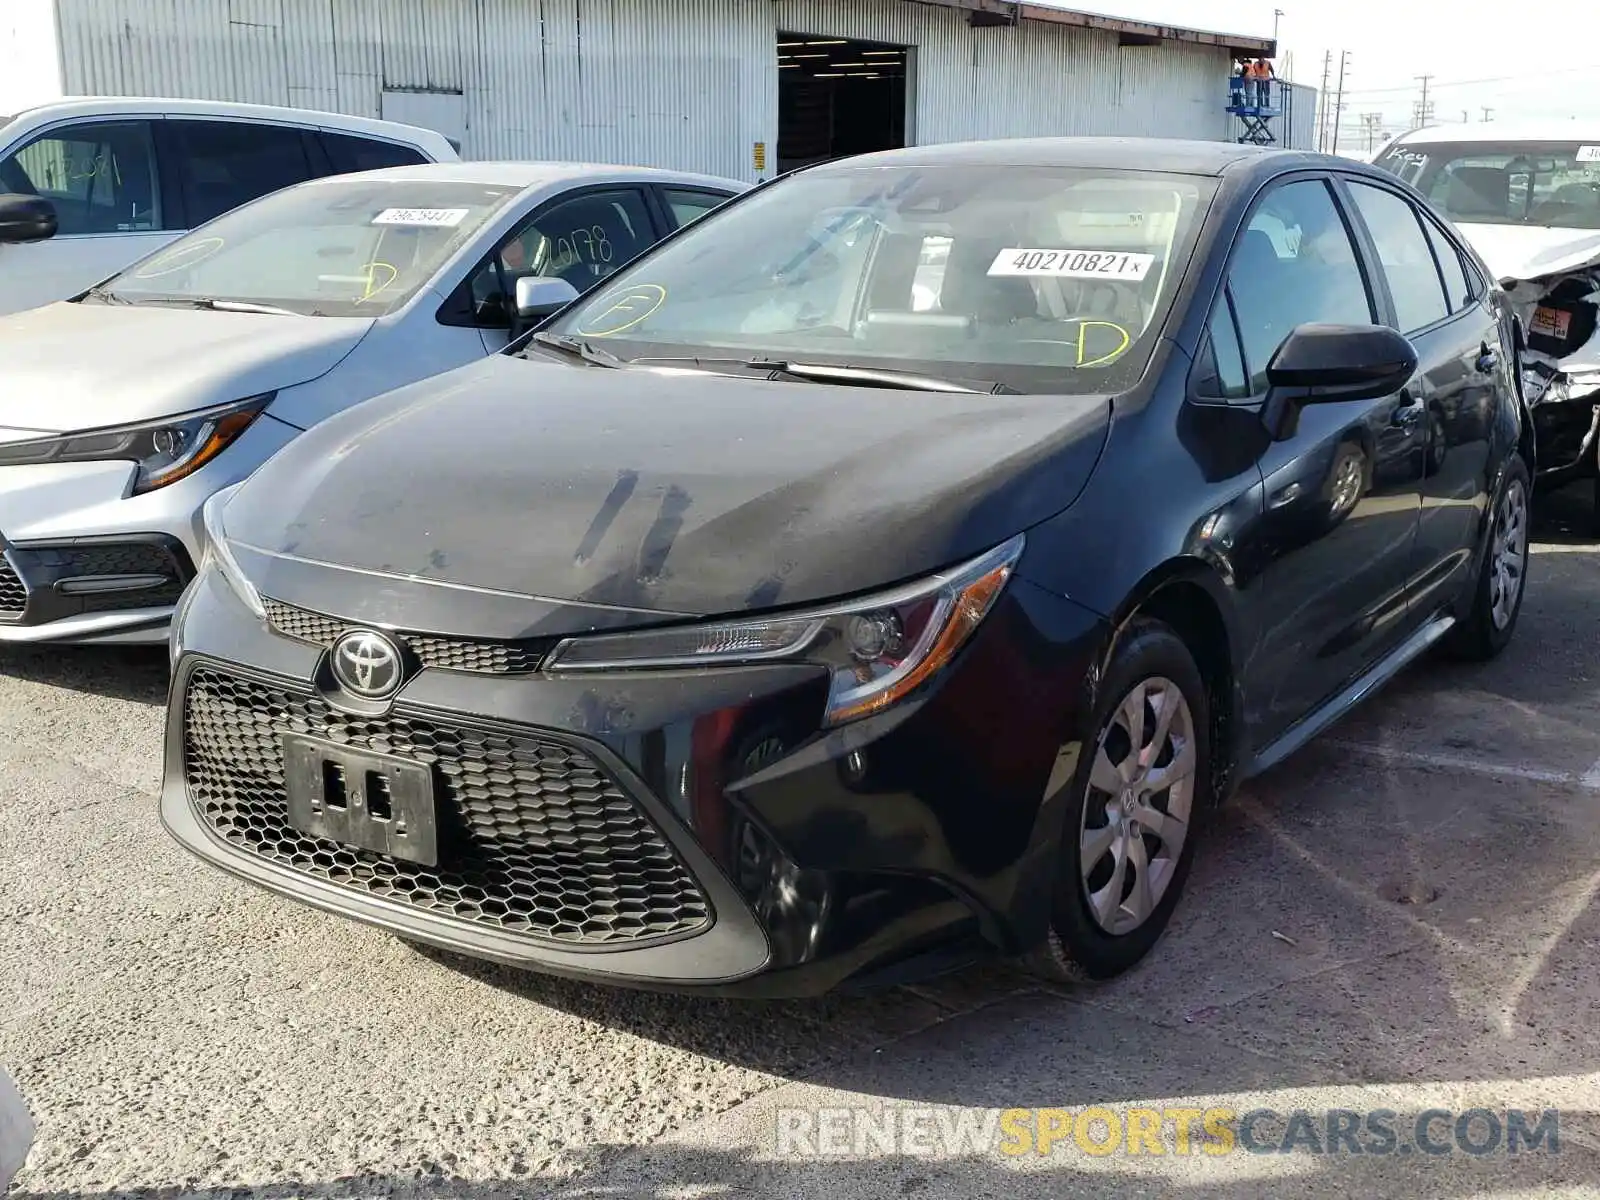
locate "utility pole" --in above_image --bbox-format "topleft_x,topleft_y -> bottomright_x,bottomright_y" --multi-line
1317,50 -> 1332,152
1330,51 -> 1350,154
1363,112 -> 1383,152
1413,74 -> 1434,129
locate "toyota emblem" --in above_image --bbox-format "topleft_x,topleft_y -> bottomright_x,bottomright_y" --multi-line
330,629 -> 405,699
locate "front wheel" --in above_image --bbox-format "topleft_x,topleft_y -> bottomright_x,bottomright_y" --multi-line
1023,620 -> 1211,983
1445,455 -> 1531,661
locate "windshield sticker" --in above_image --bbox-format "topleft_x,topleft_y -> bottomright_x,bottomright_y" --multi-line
989,249 -> 1155,281
577,284 -> 668,337
1578,146 -> 1600,163
371,207 -> 471,228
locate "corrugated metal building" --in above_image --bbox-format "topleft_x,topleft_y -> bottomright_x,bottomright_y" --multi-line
3,0 -> 1308,182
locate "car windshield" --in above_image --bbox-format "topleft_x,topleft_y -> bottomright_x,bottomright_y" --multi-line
541,164 -> 1214,394
98,178 -> 520,316
1376,139 -> 1600,230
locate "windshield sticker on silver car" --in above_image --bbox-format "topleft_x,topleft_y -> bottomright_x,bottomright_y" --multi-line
371,207 -> 471,228
988,249 -> 1155,280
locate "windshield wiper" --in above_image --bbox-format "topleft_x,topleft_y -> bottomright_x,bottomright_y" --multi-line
78,285 -> 132,306
527,331 -> 625,369
187,298 -> 302,317
746,359 -> 1016,394
618,354 -> 1015,394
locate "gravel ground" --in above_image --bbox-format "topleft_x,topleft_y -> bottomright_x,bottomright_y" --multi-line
3,484 -> 1599,1199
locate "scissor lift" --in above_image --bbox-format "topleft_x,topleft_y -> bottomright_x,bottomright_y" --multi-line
1227,75 -> 1278,146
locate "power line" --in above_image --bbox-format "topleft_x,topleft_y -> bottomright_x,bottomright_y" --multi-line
1339,62 -> 1600,97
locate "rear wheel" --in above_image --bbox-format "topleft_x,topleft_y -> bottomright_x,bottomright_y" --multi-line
1446,455 -> 1531,661
1024,620 -> 1210,983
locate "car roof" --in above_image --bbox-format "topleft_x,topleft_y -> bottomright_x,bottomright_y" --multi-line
298,160 -> 750,192
808,136 -> 1303,178
1388,121 -> 1600,147
3,95 -> 455,153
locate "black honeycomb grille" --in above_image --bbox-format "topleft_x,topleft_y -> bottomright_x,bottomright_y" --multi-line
263,599 -> 546,674
63,542 -> 177,577
0,558 -> 26,616
182,665 -> 710,945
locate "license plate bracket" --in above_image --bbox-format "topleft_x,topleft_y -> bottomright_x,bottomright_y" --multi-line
283,733 -> 439,867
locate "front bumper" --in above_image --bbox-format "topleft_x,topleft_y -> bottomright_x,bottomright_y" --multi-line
0,414 -> 299,645
162,562 -> 1108,996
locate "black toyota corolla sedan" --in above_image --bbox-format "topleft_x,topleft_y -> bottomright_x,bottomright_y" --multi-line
163,137 -> 1533,997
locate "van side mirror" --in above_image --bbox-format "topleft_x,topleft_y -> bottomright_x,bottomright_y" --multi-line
1261,323 -> 1418,440
515,275 -> 581,320
0,194 -> 58,244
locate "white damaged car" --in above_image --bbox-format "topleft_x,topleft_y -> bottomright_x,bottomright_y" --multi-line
1376,123 -> 1600,523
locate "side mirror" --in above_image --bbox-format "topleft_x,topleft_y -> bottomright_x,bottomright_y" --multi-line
515,275 -> 581,320
1261,323 -> 1418,440
0,193 -> 57,245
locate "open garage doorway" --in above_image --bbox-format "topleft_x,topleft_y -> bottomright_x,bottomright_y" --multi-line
777,33 -> 909,175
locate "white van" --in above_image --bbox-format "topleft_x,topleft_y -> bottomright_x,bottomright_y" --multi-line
1372,122 -> 1600,282
0,97 -> 459,316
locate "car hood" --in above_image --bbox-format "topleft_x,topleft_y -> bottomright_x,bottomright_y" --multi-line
226,354 -> 1112,635
1455,222 -> 1600,283
0,301 -> 374,438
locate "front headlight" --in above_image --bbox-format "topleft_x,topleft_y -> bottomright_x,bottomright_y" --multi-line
544,535 -> 1024,726
0,394 -> 272,493
199,482 -> 265,619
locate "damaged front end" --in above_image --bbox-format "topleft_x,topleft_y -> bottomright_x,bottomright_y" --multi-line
1505,262 -> 1600,499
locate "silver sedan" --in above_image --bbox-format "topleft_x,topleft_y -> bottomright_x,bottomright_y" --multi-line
0,160 -> 745,644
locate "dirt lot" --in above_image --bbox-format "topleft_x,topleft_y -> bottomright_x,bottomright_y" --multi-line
3,487 -> 1599,1200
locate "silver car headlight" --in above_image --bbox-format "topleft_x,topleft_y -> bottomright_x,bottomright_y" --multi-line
199,482 -> 265,620
544,535 -> 1024,726
0,394 -> 272,493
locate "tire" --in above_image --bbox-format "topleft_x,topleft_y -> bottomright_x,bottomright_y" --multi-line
1023,619 -> 1212,984
1445,454 -> 1531,662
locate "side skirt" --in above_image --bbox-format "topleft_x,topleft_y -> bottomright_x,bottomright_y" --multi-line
1242,611 -> 1457,781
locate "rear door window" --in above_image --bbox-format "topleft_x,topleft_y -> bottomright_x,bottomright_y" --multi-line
1346,181 -> 1450,334
321,133 -> 430,173
1420,215 -> 1473,313
166,119 -> 315,226
1,120 -> 164,234
661,187 -> 734,229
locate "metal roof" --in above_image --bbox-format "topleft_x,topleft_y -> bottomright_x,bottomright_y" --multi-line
908,0 -> 1276,55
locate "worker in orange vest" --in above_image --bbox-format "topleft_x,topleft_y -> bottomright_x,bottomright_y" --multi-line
1251,59 -> 1276,108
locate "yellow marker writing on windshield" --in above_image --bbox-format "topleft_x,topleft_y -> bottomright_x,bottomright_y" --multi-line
1077,321 -> 1132,368
357,261 -> 400,302
579,284 -> 667,337
134,237 -> 224,279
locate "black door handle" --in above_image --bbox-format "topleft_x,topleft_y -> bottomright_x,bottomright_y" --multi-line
1391,390 -> 1423,426
1476,343 -> 1499,373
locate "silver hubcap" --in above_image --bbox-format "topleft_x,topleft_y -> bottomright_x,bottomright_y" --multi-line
1489,476 -> 1528,631
1080,677 -> 1197,936
1331,451 -> 1363,514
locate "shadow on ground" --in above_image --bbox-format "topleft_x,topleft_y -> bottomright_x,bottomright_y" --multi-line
0,644 -> 167,705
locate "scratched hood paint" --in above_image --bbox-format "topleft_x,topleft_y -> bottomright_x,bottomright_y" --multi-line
226,353 -> 1111,633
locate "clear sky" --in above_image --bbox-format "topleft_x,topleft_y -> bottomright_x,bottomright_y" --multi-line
1049,1 -> 1600,149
